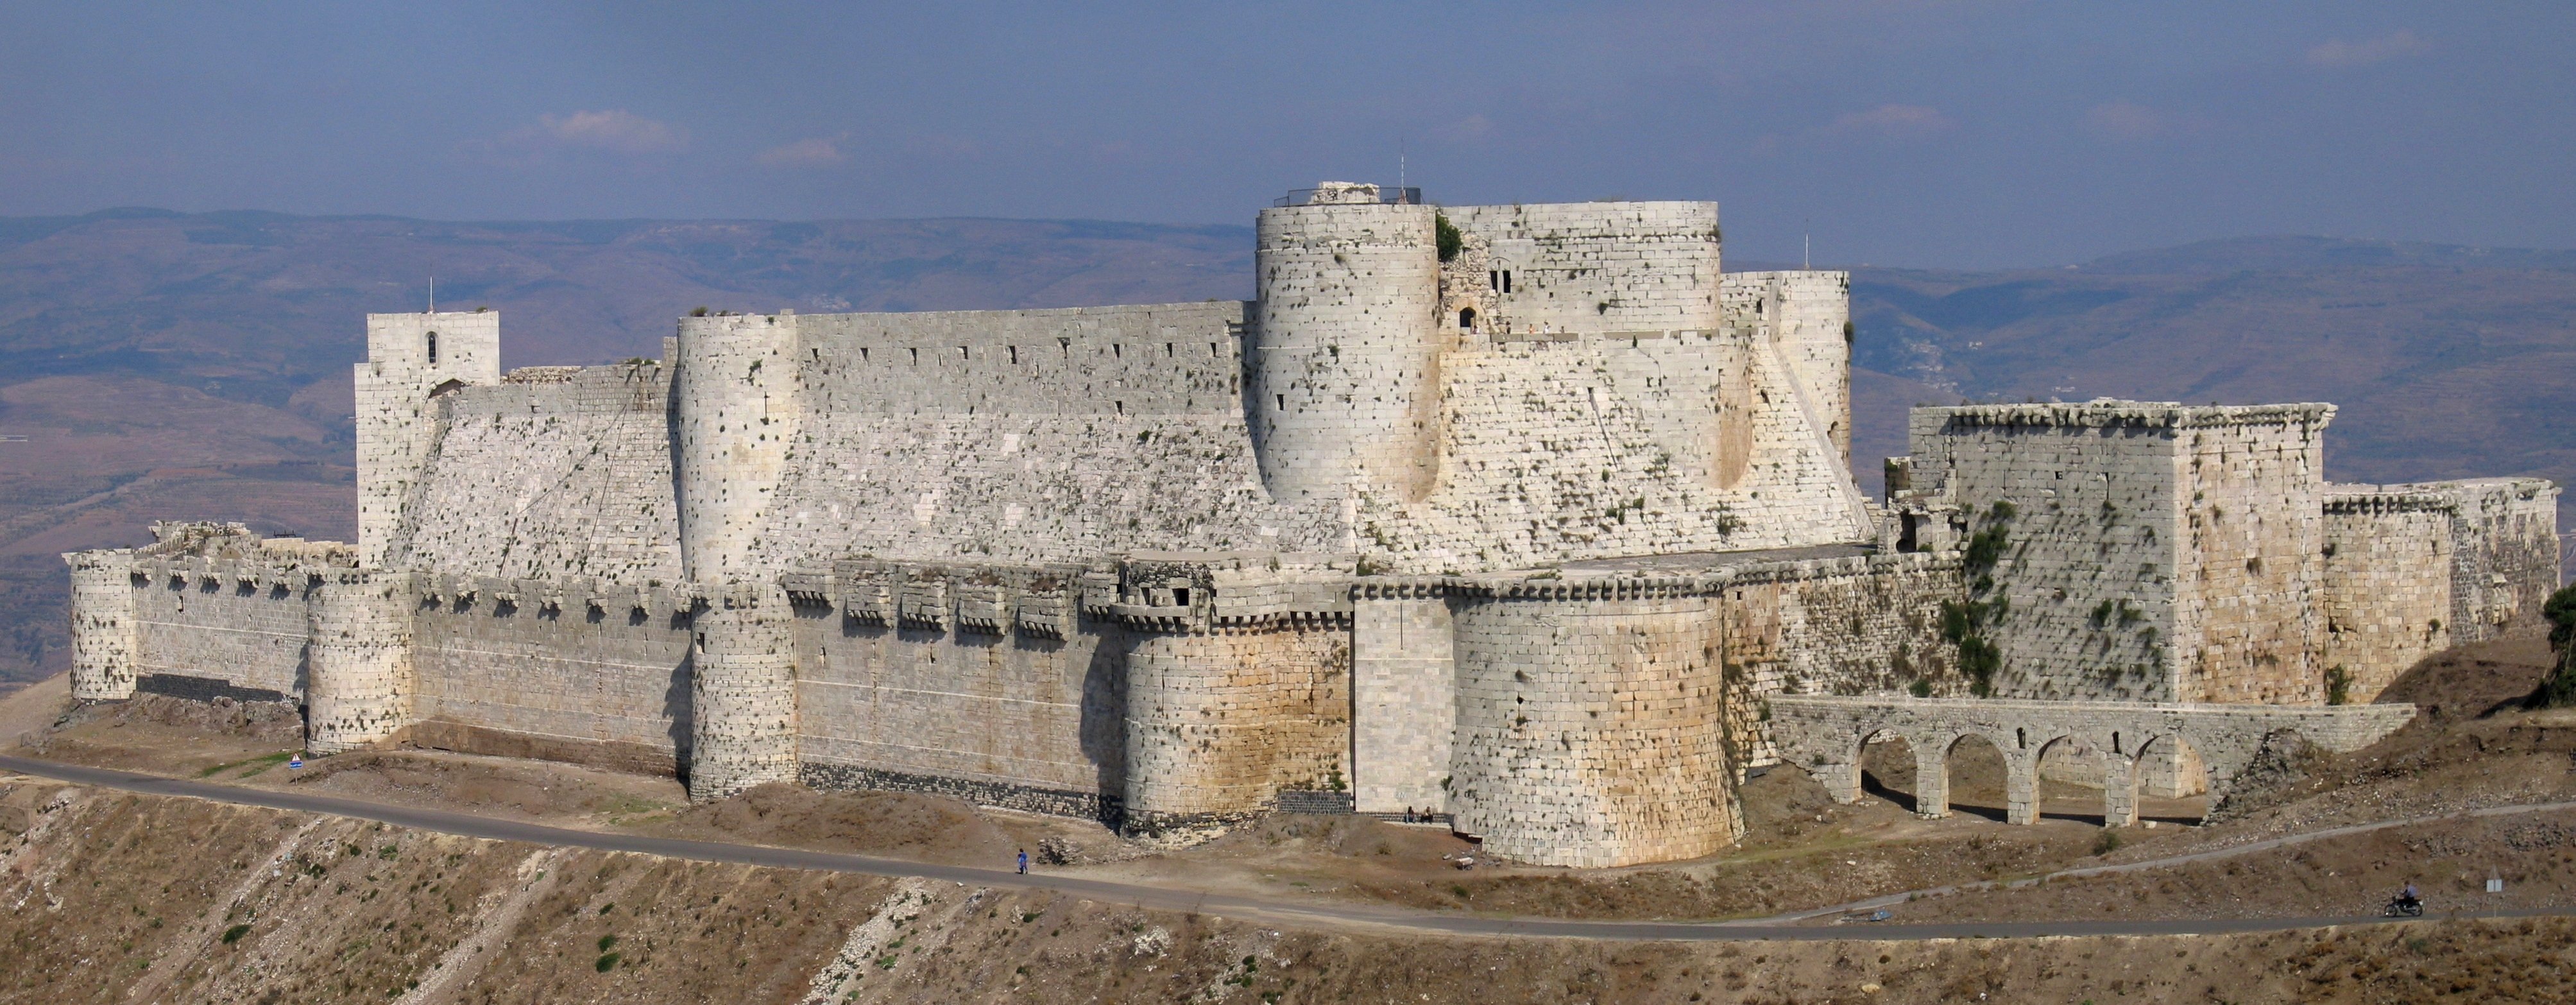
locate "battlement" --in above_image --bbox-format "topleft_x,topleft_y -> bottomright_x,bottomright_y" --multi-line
1916,400 -> 2337,432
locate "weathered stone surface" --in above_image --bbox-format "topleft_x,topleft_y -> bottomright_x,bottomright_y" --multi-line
55,189 -> 2558,866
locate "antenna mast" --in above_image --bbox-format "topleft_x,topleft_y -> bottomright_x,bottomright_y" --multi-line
428,275 -> 435,314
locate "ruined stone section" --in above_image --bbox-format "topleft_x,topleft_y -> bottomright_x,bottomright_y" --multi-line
1908,402 -> 2334,703
1450,580 -> 1736,868
1711,551 -> 1966,767
356,311 -> 500,567
1250,193 -> 1443,504
63,550 -> 139,701
1769,695 -> 2415,827
387,362 -> 682,587
1724,271 -> 1853,461
2433,478 -> 2563,642
688,587 -> 800,802
407,575 -> 694,771
1351,583 -> 1454,815
305,569 -> 417,753
674,313 -> 804,585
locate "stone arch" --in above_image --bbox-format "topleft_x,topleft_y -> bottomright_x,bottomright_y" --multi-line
1941,731 -> 2016,823
1854,726 -> 1923,813
2131,732 -> 2209,823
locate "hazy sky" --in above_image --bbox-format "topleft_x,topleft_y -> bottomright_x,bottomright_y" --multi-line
3,1 -> 2568,267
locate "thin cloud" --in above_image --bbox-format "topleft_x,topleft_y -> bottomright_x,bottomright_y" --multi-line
465,110 -> 687,166
757,134 -> 851,168
1825,104 -> 1956,140
2307,30 -> 2426,67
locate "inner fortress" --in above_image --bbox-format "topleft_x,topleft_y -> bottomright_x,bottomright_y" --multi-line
62,184 -> 2563,867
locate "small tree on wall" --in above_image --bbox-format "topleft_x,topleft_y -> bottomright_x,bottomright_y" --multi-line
2536,584 -> 2576,707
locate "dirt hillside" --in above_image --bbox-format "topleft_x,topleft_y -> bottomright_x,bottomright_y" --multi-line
8,779 -> 2576,1004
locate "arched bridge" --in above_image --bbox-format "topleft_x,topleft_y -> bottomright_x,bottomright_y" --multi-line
1766,696 -> 2417,827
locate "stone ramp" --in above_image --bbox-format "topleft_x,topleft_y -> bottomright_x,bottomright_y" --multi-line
1768,696 -> 2416,826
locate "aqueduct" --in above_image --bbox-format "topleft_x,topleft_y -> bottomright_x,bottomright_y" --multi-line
1766,696 -> 2418,826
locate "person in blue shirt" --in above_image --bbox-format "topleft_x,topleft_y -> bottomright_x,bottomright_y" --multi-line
1017,848 -> 1028,875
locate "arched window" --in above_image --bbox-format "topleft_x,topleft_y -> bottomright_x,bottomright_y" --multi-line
1458,307 -> 1477,330
426,331 -> 438,365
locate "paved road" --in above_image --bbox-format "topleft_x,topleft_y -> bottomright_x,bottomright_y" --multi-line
4,753 -> 2570,943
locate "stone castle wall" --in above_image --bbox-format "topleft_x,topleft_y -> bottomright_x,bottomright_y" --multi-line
792,560 -> 1125,819
389,362 -> 681,587
407,577 -> 695,775
2322,490 -> 2455,702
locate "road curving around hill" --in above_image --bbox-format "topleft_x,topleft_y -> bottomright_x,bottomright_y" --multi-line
6,753 -> 2572,943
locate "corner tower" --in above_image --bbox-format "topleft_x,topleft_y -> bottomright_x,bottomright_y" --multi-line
1249,184 -> 1443,503
671,311 -> 805,800
355,311 -> 500,567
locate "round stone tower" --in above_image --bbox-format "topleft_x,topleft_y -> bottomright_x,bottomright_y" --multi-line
672,312 -> 805,800
304,569 -> 416,753
1249,184 -> 1443,504
64,551 -> 139,701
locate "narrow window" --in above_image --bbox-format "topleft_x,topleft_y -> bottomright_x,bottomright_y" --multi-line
1489,270 -> 1499,291
426,332 -> 438,365
1276,394 -> 1286,410
1172,588 -> 1191,606
1459,307 -> 1477,330
2113,732 -> 2123,755
1114,400 -> 1124,415
2016,728 -> 2027,750
1501,271 -> 1512,293
1209,342 -> 1218,356
860,347 -> 870,361
909,347 -> 918,364
959,346 -> 969,359
1008,345 -> 1019,364
1165,342 -> 1174,357
1113,343 -> 1122,359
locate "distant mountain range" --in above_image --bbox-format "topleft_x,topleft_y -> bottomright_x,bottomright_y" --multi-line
0,211 -> 2568,687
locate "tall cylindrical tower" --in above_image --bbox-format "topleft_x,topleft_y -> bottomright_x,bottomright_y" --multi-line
687,585 -> 801,801
63,551 -> 139,701
674,312 -> 805,583
1448,580 -> 1735,868
671,312 -> 805,800
305,569 -> 415,753
1249,185 -> 1442,503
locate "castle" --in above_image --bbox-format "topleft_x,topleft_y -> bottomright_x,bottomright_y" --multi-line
62,184 -> 2563,867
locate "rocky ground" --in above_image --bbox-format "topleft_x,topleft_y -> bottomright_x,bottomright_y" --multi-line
6,778 -> 2576,1004
4,633 -> 2575,1001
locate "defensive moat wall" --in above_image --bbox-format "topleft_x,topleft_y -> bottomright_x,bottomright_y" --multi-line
62,184 -> 2563,868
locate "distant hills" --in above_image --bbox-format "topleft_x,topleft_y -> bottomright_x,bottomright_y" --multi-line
0,210 -> 2568,687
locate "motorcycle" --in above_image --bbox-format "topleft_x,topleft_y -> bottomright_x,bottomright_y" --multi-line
2382,895 -> 2425,918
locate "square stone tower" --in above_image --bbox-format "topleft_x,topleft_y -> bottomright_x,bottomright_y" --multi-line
1902,401 -> 2334,704
355,311 -> 500,566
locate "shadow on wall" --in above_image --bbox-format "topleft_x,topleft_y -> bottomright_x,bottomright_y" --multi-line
663,646 -> 695,785
1079,625 -> 1128,823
